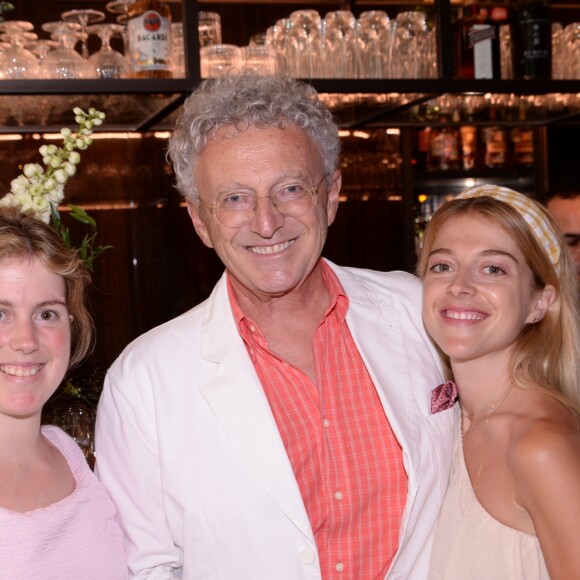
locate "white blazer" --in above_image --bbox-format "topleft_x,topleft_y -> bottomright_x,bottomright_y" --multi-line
95,260 -> 454,580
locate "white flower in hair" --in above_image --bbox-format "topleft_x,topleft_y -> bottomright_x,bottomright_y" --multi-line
0,107 -> 110,270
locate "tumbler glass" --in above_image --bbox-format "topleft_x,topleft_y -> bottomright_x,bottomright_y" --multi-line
198,11 -> 222,48
200,43 -> 242,77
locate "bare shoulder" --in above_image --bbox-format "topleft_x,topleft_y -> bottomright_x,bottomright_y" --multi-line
508,393 -> 580,502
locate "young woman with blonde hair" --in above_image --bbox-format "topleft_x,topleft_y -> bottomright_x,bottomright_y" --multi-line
419,185 -> 580,579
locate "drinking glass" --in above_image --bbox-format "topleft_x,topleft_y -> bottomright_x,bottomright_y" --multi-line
266,18 -> 295,76
356,11 -> 391,79
563,23 -> 580,79
198,11 -> 222,48
288,9 -> 322,78
0,21 -> 39,78
40,21 -> 95,79
243,44 -> 276,74
26,38 -> 59,62
171,22 -> 185,77
61,8 -> 105,59
322,10 -> 357,78
390,11 -> 427,79
105,0 -> 130,17
200,44 -> 243,78
105,0 -> 130,52
87,23 -> 130,78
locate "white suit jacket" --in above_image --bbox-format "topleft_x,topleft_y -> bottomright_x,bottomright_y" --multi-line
96,260 -> 454,580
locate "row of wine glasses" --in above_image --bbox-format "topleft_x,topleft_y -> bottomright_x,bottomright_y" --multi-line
0,16 -> 130,79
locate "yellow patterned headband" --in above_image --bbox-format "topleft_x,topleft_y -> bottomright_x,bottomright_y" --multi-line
456,184 -> 561,271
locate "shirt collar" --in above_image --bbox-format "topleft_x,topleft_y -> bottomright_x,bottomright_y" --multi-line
227,259 -> 349,339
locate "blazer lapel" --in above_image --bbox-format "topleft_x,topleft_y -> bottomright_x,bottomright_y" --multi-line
197,275 -> 315,543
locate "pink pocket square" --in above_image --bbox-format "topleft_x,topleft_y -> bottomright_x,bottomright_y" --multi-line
430,381 -> 458,414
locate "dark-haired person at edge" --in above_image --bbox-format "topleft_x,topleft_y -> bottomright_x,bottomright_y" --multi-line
419,185 -> 580,579
546,189 -> 580,287
95,75 -> 454,579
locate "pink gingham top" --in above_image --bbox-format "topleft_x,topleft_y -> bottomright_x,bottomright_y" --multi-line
229,262 -> 407,579
0,425 -> 127,580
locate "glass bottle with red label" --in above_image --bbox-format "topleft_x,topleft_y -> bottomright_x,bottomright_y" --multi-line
455,0 -> 507,79
127,0 -> 173,78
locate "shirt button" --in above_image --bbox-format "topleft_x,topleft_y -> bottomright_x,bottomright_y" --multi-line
334,491 -> 343,501
299,548 -> 315,564
323,418 -> 330,428
336,562 -> 344,572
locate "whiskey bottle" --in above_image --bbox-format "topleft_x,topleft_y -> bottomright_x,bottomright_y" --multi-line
127,0 -> 173,78
510,126 -> 534,168
459,126 -> 479,171
481,125 -> 508,169
510,0 -> 551,79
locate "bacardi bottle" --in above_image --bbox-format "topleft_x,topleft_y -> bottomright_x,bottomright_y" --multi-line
127,0 -> 173,78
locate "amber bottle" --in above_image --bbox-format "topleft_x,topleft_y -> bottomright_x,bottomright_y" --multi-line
127,0 -> 173,78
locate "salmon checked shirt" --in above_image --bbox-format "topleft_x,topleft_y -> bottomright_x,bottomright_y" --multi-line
228,261 -> 407,579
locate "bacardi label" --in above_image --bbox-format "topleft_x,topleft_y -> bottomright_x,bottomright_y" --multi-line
127,10 -> 172,74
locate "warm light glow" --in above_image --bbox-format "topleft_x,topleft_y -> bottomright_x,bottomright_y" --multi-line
89,132 -> 143,140
386,128 -> 400,135
41,132 -> 142,140
0,134 -> 22,141
153,131 -> 171,139
465,178 -> 476,188
352,130 -> 370,139
418,194 -> 428,204
338,130 -> 351,137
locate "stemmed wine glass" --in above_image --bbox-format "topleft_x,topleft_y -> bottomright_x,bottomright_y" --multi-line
61,8 -> 105,59
0,20 -> 39,78
40,21 -> 95,79
105,1 -> 131,57
87,23 -> 130,79
26,38 -> 59,63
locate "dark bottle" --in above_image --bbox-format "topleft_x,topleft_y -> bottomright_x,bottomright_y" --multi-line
127,0 -> 173,78
455,0 -> 502,79
414,127 -> 431,172
428,115 -> 460,171
510,0 -> 551,79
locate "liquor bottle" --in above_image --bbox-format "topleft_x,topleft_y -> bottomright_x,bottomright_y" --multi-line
427,115 -> 460,171
414,127 -> 431,172
459,126 -> 479,171
455,0 -> 502,79
127,0 -> 173,78
510,0 -> 551,79
481,125 -> 508,169
510,126 -> 534,167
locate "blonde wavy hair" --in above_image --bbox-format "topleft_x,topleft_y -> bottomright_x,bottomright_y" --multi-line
418,196 -> 580,415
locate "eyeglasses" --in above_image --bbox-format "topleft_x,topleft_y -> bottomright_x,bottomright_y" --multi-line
564,233 -> 580,249
205,174 -> 328,228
